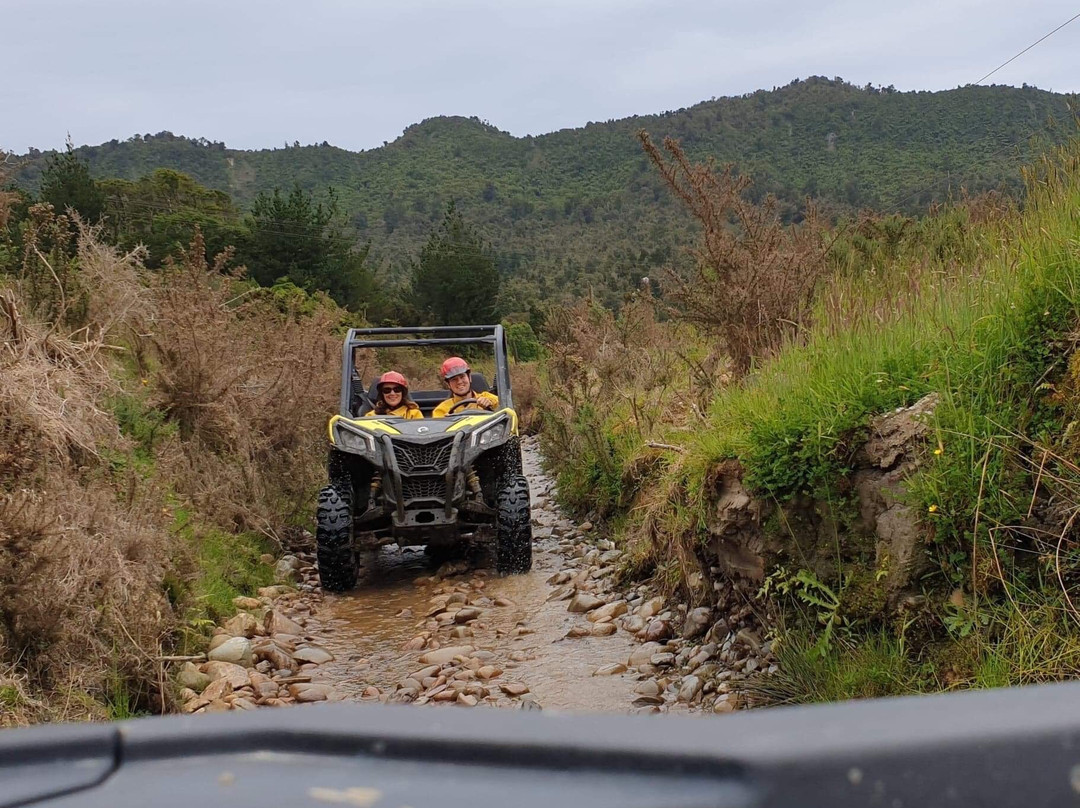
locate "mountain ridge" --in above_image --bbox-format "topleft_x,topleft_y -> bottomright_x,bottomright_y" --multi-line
12,77 -> 1077,305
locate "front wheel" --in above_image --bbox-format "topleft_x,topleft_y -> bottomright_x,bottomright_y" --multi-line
316,484 -> 357,592
496,475 -> 532,574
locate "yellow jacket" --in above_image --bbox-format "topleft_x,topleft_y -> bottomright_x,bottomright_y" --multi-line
368,403 -> 423,419
432,391 -> 499,419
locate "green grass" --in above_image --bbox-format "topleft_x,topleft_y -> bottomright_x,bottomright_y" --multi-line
587,138 -> 1080,698
168,507 -> 276,651
0,685 -> 23,711
101,666 -> 142,720
746,628 -> 930,705
107,389 -> 176,462
656,140 -> 1080,563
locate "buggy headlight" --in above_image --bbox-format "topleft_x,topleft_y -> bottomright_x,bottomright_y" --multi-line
472,418 -> 508,448
335,425 -> 376,456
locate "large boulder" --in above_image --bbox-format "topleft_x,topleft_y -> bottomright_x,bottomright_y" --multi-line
703,394 -> 938,614
207,637 -> 254,667
177,662 -> 211,693
202,661 -> 251,689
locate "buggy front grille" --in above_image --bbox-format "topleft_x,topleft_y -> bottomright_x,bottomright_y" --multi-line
392,437 -> 454,474
400,475 -> 448,503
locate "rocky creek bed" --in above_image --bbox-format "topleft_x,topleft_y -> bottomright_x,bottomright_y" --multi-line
176,437 -> 774,716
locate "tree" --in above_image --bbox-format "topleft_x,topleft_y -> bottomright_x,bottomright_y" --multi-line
639,130 -> 829,375
242,186 -> 379,314
101,169 -> 244,266
409,202 -> 500,326
39,141 -> 104,223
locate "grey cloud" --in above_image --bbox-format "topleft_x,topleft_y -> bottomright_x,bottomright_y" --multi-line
1,0 -> 1077,152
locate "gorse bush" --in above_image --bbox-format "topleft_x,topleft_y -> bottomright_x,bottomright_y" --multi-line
540,294 -> 723,518
639,131 -> 831,375
0,212 -> 174,723
146,233 -> 341,534
0,192 -> 343,722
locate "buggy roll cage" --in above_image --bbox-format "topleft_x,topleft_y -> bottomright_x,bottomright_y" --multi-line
339,325 -> 513,417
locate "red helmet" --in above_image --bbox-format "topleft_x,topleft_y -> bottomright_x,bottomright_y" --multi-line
377,371 -> 408,391
439,357 -> 470,381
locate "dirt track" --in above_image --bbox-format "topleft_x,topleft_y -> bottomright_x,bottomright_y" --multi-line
182,438 -> 759,715
305,438 -> 644,711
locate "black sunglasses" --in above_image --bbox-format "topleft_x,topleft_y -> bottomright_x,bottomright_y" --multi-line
380,385 -> 405,394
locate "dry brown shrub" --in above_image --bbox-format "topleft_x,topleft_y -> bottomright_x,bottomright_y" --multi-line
0,208 -> 347,718
639,131 -> 831,375
1,224 -> 175,717
147,233 -> 340,537
544,294 -> 722,439
540,293 -> 724,515
0,477 -> 173,718
510,360 -> 542,434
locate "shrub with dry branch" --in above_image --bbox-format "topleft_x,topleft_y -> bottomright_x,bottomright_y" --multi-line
540,294 -> 724,516
1,222 -> 174,721
639,131 -> 831,374
0,215 -> 345,722
147,233 -> 340,536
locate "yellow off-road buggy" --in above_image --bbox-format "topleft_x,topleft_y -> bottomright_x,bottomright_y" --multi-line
316,326 -> 532,591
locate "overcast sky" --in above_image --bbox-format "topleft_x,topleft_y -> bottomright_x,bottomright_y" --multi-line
2,0 -> 1078,153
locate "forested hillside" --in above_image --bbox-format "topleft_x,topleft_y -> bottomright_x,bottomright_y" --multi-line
13,78 -> 1077,307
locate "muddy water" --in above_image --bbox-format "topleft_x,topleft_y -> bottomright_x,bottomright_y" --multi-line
309,440 -> 642,713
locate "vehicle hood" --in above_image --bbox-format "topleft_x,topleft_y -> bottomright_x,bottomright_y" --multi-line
328,409 -> 517,442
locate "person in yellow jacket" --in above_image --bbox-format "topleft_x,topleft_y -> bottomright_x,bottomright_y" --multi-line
369,371 -> 423,419
365,371 -> 421,506
432,357 -> 498,418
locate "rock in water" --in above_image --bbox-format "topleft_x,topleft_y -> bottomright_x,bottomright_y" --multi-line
587,600 -> 628,622
292,645 -> 334,664
288,683 -> 330,702
567,592 -> 604,613
634,680 -> 661,697
628,642 -> 662,668
593,663 -> 627,676
419,645 -> 474,665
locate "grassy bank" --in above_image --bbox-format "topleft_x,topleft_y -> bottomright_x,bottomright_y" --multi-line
542,137 -> 1080,699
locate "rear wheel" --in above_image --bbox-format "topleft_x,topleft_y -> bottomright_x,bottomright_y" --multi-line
316,484 -> 357,592
496,475 -> 532,573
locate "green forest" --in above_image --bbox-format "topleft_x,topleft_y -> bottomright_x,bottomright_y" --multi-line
10,77 -> 1078,312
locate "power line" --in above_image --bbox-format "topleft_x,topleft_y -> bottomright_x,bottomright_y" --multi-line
973,10 -> 1080,85
888,11 -> 1080,211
